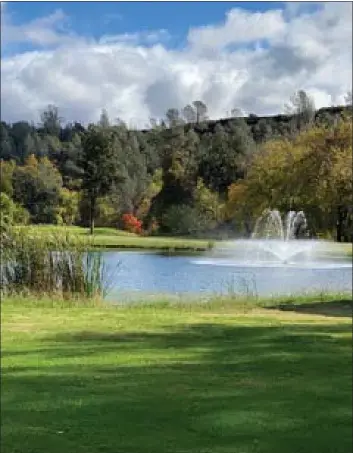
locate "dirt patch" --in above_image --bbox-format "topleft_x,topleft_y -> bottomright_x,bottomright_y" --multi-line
269,300 -> 352,318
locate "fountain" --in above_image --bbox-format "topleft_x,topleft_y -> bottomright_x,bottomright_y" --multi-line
246,209 -> 315,264
194,209 -> 352,270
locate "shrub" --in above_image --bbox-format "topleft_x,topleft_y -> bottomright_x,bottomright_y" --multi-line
58,188 -> 80,225
13,204 -> 30,225
0,193 -> 30,230
0,193 -> 14,234
122,213 -> 143,235
147,217 -> 160,236
161,204 -> 213,236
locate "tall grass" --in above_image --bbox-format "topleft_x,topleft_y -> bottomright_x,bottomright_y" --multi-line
1,228 -> 110,299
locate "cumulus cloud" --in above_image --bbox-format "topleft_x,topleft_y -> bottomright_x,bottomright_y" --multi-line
1,2 -> 351,127
187,8 -> 286,53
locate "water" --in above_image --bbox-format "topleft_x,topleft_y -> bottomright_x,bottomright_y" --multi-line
252,209 -> 308,241
103,209 -> 352,302
103,250 -> 352,301
3,208 -> 349,301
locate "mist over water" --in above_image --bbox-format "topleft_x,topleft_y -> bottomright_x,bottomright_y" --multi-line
195,210 -> 352,269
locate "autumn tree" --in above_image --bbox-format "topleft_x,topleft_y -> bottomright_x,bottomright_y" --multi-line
239,114 -> 352,239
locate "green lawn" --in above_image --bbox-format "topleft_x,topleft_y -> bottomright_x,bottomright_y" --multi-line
15,225 -> 213,251
2,295 -> 352,453
13,224 -> 353,255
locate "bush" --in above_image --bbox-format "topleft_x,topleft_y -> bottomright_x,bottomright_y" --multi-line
122,213 -> 143,235
0,193 -> 30,230
0,193 -> 14,234
58,188 -> 80,225
161,204 -> 213,235
146,217 -> 160,236
13,204 -> 30,225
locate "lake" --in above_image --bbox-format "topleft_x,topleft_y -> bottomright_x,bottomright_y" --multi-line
102,250 -> 352,301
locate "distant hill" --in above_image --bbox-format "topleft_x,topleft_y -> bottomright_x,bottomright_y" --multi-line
142,105 -> 349,140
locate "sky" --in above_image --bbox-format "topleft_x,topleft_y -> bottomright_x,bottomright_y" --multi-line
1,1 -> 352,127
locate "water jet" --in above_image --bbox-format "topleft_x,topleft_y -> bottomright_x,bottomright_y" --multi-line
194,209 -> 352,270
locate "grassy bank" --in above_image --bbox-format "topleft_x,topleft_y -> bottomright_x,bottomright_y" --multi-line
15,225 -> 214,251
2,294 -> 352,453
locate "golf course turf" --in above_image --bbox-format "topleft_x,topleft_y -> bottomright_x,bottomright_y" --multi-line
14,225 -> 214,251
1,294 -> 352,453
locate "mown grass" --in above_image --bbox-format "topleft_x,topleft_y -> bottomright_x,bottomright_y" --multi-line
15,225 -> 352,254
15,225 -> 138,237
1,294 -> 352,453
14,225 -> 214,251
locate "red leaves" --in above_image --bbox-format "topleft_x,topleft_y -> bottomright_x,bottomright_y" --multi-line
122,213 -> 143,235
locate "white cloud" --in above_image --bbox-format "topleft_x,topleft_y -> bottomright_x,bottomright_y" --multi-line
99,29 -> 170,46
187,8 -> 286,53
1,3 -> 352,127
1,7 -> 78,47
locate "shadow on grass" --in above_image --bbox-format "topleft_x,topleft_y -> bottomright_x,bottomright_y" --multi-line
268,298 -> 352,318
2,322 -> 352,453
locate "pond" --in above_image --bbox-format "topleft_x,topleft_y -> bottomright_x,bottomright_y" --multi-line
102,250 -> 352,302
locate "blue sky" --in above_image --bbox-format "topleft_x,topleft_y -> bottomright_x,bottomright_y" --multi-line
3,1 -> 321,54
1,2 -> 351,125
5,2 -> 287,39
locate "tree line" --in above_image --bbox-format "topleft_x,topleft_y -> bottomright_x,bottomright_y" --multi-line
1,90 -> 352,241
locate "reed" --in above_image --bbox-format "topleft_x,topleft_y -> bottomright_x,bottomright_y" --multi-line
1,228 -> 109,299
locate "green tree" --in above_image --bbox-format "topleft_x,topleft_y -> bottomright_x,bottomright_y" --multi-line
344,90 -> 352,107
193,101 -> 208,123
161,204 -> 212,235
10,121 -> 34,162
40,104 -> 62,137
0,192 -> 15,233
0,159 -> 16,197
148,127 -> 200,228
194,177 -> 223,225
1,190 -> 30,230
0,122 -> 15,160
98,109 -> 110,128
58,188 -> 80,225
199,122 -> 253,193
13,155 -> 63,223
285,90 -> 316,131
182,104 -> 197,123
166,108 -> 184,128
81,125 -> 123,234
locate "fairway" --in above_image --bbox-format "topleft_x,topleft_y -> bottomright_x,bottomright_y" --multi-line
13,225 -> 352,255
1,296 -> 352,453
14,225 -> 214,251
